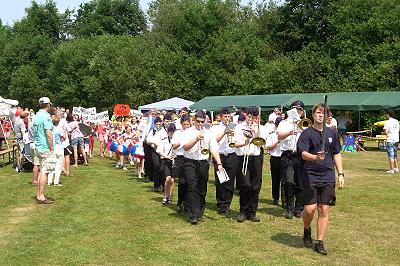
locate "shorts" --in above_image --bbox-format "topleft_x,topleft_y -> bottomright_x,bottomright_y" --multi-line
30,143 -> 40,166
35,149 -> 56,174
303,183 -> 334,205
64,145 -> 73,156
161,158 -> 173,178
386,142 -> 398,160
71,137 -> 84,147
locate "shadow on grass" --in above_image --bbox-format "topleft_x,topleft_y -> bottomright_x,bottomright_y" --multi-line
258,198 -> 275,205
365,167 -> 386,173
257,207 -> 284,217
270,232 -> 303,248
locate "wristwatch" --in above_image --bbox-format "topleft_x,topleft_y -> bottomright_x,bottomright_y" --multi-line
338,172 -> 344,177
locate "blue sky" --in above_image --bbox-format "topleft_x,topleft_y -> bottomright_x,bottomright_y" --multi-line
0,0 -> 150,25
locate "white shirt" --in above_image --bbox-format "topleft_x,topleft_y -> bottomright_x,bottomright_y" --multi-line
171,129 -> 185,156
147,127 -> 167,147
156,136 -> 173,159
233,121 -> 268,156
276,119 -> 302,151
210,122 -> 236,155
326,118 -> 337,129
59,118 -> 70,148
266,131 -> 282,157
384,117 -> 399,143
180,126 -> 219,160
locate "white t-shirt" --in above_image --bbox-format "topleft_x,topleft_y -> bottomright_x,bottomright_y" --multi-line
180,126 -> 219,160
156,136 -> 173,159
384,118 -> 399,143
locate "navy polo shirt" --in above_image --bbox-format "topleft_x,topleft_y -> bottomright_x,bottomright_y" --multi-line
297,127 -> 341,185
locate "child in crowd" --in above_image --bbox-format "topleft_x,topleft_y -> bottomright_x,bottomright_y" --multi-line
48,116 -> 66,186
97,121 -> 107,157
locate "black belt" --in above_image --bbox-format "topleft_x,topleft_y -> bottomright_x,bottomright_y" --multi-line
220,152 -> 236,157
184,158 -> 208,163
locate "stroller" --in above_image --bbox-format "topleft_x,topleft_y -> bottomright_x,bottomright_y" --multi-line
15,134 -> 33,172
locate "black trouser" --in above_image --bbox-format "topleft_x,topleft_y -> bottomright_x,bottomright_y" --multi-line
270,155 -> 283,202
281,151 -> 303,213
151,147 -> 163,188
214,153 -> 237,211
184,158 -> 209,219
143,142 -> 153,180
174,155 -> 186,207
237,155 -> 262,217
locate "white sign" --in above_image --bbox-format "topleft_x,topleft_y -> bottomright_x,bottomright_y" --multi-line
87,111 -> 109,123
72,107 -> 82,115
130,109 -> 142,117
82,107 -> 97,115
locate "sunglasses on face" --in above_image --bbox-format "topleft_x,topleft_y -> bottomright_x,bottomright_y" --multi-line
196,120 -> 205,124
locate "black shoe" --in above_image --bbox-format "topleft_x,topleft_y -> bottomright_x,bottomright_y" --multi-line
284,210 -> 294,219
314,240 -> 328,255
247,215 -> 260,222
190,217 -> 198,225
329,198 -> 336,206
303,227 -> 312,248
272,200 -> 279,206
218,208 -> 228,214
198,216 -> 204,222
294,210 -> 302,218
237,213 -> 247,223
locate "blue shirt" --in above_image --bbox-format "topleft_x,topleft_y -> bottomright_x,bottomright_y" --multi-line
297,127 -> 341,185
53,125 -> 64,148
33,109 -> 53,152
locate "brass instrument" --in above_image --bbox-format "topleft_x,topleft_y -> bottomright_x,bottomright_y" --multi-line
251,107 -> 266,147
226,122 -> 236,148
289,109 -> 313,152
199,130 -> 209,155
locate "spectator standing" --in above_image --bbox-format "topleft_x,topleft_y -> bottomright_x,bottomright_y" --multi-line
383,110 -> 399,173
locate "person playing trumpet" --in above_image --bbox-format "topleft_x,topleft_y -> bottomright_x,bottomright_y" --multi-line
234,106 -> 267,223
277,100 -> 306,219
210,107 -> 237,214
181,110 -> 223,225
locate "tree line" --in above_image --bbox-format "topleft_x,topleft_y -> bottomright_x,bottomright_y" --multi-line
0,0 -> 399,111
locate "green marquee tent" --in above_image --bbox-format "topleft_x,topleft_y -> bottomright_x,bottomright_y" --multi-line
190,91 -> 400,111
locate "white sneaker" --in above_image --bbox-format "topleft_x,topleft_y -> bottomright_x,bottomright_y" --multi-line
122,167 -> 128,171
394,168 -> 399,172
386,169 -> 395,174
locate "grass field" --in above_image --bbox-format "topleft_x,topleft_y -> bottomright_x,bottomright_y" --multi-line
0,145 -> 399,265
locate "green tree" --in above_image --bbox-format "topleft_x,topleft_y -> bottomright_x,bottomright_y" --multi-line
71,0 -> 147,37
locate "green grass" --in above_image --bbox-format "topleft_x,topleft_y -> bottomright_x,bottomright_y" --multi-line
0,145 -> 399,265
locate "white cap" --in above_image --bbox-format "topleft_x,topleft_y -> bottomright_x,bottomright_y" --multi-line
39,97 -> 51,104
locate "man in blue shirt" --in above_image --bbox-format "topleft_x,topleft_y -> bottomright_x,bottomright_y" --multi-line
297,103 -> 344,255
32,97 -> 55,204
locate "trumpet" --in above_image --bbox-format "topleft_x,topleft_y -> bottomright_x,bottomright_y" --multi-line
198,130 -> 209,155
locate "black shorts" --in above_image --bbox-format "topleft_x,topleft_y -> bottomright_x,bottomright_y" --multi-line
161,159 -> 173,178
303,183 -> 334,205
64,146 -> 73,156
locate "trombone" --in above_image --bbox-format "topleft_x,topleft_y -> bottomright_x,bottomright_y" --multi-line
251,107 -> 266,147
290,110 -> 313,152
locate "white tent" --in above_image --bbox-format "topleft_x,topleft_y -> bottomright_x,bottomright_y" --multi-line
0,96 -> 19,149
138,97 -> 194,111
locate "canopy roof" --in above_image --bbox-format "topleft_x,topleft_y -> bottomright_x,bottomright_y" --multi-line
190,91 -> 400,111
139,97 -> 194,111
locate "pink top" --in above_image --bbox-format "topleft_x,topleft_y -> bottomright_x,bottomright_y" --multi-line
68,121 -> 84,140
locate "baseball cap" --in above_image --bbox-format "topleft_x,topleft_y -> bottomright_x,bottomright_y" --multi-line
39,97 -> 51,104
290,100 -> 304,109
